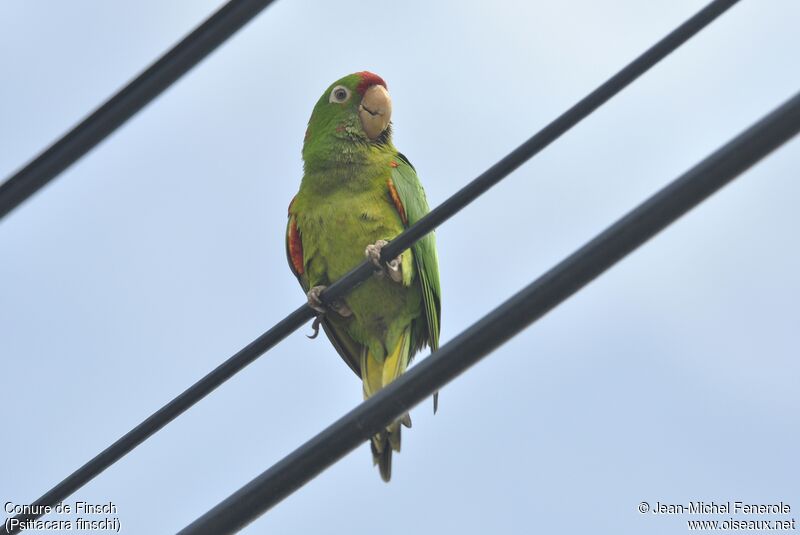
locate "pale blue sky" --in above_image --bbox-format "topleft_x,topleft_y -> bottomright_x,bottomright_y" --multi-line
1,1 -> 798,534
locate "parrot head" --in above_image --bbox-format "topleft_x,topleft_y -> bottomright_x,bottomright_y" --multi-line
302,71 -> 393,163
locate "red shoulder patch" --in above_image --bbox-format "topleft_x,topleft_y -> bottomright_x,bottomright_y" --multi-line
287,217 -> 305,275
356,71 -> 387,96
387,178 -> 407,225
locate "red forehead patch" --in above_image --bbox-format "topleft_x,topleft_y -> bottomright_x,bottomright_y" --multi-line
356,71 -> 387,95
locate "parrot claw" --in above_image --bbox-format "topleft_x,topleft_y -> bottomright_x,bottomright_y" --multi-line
365,239 -> 402,283
401,413 -> 412,428
307,315 -> 323,339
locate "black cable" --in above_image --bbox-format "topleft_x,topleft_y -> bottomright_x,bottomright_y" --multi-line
178,90 -> 800,535
2,1 -> 738,532
0,0 -> 278,221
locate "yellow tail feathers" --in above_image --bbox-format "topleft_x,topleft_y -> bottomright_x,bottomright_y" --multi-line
361,328 -> 412,482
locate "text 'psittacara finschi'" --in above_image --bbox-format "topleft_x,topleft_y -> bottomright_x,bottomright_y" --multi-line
286,71 -> 441,481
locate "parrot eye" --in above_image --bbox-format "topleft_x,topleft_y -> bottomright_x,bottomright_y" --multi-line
329,85 -> 351,104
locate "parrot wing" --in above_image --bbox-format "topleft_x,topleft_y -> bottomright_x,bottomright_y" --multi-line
389,153 -> 442,355
286,197 -> 364,376
285,199 -> 307,284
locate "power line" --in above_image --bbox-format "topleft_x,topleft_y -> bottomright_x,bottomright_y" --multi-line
0,0 -> 278,221
2,1 -> 738,532
179,90 -> 800,535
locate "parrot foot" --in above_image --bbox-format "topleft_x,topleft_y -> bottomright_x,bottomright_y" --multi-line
305,286 -> 353,338
365,239 -> 402,283
306,286 -> 328,314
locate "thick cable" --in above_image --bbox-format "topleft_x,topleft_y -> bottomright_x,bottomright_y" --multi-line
179,90 -> 800,535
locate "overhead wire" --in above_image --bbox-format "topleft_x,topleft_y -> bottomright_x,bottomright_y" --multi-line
0,0 -> 278,220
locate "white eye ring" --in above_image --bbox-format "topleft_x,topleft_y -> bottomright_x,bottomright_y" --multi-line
329,85 -> 351,104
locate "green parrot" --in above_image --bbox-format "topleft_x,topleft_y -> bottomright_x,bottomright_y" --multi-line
286,71 -> 441,482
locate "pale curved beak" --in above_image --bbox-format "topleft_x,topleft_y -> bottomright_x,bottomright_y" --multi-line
358,85 -> 392,140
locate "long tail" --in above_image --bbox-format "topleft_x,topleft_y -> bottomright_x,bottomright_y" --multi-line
361,327 -> 412,482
